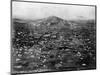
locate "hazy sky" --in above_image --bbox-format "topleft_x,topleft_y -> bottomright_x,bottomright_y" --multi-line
12,1 -> 95,20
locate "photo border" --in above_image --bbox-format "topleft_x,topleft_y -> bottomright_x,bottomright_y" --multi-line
10,0 -> 97,74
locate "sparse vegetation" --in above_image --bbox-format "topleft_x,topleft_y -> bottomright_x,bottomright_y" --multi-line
12,16 -> 96,73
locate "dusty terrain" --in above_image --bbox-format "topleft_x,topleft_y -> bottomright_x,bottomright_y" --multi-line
12,16 -> 96,74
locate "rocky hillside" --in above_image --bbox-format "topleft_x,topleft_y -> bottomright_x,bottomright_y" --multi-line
12,16 -> 96,74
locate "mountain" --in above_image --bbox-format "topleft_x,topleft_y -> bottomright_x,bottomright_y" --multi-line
44,16 -> 63,23
13,16 -> 71,33
39,16 -> 69,27
31,16 -> 70,33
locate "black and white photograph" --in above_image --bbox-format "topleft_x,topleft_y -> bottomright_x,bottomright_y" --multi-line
11,0 -> 96,74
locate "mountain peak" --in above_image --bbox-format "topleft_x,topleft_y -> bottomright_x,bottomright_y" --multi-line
47,16 -> 62,20
48,16 -> 60,18
44,16 -> 63,23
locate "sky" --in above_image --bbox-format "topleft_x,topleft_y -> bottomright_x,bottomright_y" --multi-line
12,1 -> 95,20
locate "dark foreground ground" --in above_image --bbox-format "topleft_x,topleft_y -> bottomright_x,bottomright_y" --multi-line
11,16 -> 96,74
